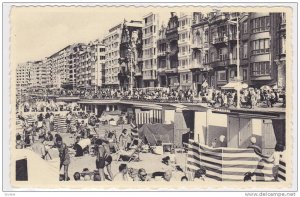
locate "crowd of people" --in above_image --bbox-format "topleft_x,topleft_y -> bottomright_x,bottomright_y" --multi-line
16,108 -> 205,182
26,85 -> 285,109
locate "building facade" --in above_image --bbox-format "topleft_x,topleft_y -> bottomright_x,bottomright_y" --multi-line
30,60 -> 47,89
142,13 -> 159,87
165,12 -> 180,89
103,23 -> 123,89
48,45 -> 72,89
118,20 -> 143,91
16,61 -> 32,94
19,11 -> 286,92
157,25 -> 168,87
271,13 -> 286,89
178,13 -> 193,90
190,12 -> 210,93
92,41 -> 106,88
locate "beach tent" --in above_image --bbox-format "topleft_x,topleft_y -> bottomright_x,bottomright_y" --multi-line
138,123 -> 174,146
13,149 -> 59,185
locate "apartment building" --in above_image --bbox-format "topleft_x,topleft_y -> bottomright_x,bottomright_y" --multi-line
208,12 -> 240,89
45,57 -> 53,88
92,41 -> 106,88
142,13 -> 159,87
76,40 -> 105,89
103,23 -> 123,89
241,12 -> 286,88
16,61 -> 32,93
68,43 -> 85,89
191,12 -> 210,93
49,45 -> 72,89
271,13 -> 286,89
165,12 -> 180,89
30,60 -> 47,88
157,25 -> 167,87
178,13 -> 193,90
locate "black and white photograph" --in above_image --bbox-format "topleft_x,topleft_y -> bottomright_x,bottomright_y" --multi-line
4,3 -> 297,192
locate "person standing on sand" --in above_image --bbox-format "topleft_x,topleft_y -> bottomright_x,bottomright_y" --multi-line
95,139 -> 113,181
56,136 -> 70,181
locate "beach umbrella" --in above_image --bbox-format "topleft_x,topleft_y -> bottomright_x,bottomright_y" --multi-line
260,85 -> 271,91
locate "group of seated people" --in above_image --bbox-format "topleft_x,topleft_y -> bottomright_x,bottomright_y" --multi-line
72,163 -> 207,182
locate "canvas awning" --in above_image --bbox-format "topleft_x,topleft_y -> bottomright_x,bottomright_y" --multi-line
221,81 -> 248,90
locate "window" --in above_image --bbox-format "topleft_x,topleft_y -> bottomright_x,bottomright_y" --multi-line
251,39 -> 270,55
230,70 -> 237,78
250,16 -> 270,33
251,62 -> 271,76
243,22 -> 248,33
204,51 -> 209,64
204,30 -> 208,42
211,52 -> 215,62
217,71 -> 227,81
243,69 -> 248,80
280,36 -> 286,54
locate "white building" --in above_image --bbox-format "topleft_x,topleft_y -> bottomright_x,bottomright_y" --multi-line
77,40 -> 106,89
49,45 -> 71,89
178,13 -> 193,90
16,61 -> 32,94
92,41 -> 106,88
30,60 -> 47,89
103,23 -> 123,88
142,13 -> 159,87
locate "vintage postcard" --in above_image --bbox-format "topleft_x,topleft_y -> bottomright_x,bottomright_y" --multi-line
8,4 -> 295,190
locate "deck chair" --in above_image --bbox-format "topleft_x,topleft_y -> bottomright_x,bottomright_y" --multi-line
117,143 -> 142,162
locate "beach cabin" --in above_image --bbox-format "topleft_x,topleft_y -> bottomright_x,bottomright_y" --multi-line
213,108 -> 286,156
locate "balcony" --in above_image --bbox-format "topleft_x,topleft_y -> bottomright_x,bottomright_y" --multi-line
191,43 -> 202,50
212,36 -> 228,46
167,48 -> 179,56
228,33 -> 237,41
165,66 -> 178,74
190,60 -> 204,71
229,58 -> 237,65
143,75 -> 156,80
280,20 -> 286,31
157,67 -> 166,73
137,57 -> 143,62
210,58 -> 230,68
135,68 -> 142,76
157,51 -> 167,57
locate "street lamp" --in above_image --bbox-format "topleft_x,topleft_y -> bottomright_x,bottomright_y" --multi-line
228,16 -> 241,108
128,48 -> 134,95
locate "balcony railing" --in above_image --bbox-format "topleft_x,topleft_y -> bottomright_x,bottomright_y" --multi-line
191,43 -> 202,49
228,33 -> 237,41
212,36 -> 228,45
190,60 -> 204,70
157,51 -> 167,57
210,58 -> 230,68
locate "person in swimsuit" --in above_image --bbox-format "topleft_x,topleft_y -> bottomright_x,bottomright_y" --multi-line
56,136 -> 70,181
95,139 -> 113,181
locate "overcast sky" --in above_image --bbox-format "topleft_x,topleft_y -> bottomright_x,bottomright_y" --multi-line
11,6 -> 174,64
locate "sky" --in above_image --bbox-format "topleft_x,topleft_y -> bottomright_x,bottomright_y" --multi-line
11,6 -> 173,64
